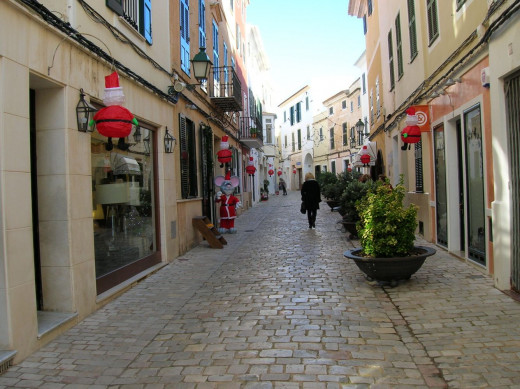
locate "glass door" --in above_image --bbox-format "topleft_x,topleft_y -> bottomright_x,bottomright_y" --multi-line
464,105 -> 486,265
434,125 -> 448,247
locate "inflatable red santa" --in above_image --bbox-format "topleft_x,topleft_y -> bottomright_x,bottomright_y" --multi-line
91,72 -> 138,151
217,135 -> 232,167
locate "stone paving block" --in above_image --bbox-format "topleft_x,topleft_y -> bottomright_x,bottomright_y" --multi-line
3,192 -> 520,387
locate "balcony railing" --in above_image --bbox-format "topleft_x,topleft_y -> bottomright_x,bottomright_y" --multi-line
238,116 -> 263,148
209,66 -> 242,112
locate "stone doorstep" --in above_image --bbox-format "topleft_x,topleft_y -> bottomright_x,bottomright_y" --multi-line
0,350 -> 16,375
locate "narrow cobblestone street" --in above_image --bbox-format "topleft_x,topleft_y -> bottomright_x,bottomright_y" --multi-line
2,191 -> 520,388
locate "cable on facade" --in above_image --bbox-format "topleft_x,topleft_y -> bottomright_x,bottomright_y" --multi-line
17,0 -> 178,105
375,0 -> 520,138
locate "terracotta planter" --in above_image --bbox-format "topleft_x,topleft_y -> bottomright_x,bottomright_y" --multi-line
344,246 -> 436,285
326,200 -> 340,211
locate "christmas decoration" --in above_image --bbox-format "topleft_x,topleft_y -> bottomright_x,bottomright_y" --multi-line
91,72 -> 138,151
245,157 -> 256,176
217,135 -> 232,167
277,170 -> 282,176
401,107 -> 421,150
360,145 -> 371,165
215,171 -> 241,233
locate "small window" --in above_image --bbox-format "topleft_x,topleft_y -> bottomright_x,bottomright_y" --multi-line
329,107 -> 334,115
350,101 -> 354,112
388,30 -> 395,90
427,0 -> 439,45
408,0 -> 418,60
331,161 -> 336,174
342,100 -> 347,109
107,0 -> 153,44
396,13 -> 403,79
329,128 -> 335,149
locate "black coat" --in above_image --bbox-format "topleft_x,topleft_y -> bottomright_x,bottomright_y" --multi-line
301,179 -> 321,211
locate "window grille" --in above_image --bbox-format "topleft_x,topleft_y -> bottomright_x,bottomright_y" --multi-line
415,140 -> 424,192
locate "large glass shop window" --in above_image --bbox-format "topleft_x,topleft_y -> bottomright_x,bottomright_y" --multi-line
91,126 -> 157,292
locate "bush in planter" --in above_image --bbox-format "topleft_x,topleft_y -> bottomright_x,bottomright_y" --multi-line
356,177 -> 418,258
340,179 -> 375,222
317,172 -> 338,200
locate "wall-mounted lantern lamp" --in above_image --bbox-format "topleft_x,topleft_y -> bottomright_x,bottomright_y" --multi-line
191,47 -> 213,83
76,88 -> 97,132
164,127 -> 176,153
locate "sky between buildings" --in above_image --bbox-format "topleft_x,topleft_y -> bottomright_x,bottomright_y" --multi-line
247,0 -> 366,110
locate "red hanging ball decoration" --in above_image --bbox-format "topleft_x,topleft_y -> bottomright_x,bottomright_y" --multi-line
268,169 -> 274,177
293,169 -> 296,174
277,170 -> 282,176
246,165 -> 256,175
93,105 -> 134,138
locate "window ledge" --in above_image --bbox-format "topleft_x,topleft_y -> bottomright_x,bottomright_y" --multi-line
118,16 -> 146,43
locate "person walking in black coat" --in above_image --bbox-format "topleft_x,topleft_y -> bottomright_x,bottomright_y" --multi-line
301,172 -> 321,228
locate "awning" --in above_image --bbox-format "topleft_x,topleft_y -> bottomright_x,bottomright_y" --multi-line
111,153 -> 141,175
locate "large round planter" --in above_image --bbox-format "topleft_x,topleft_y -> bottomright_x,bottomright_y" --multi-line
340,220 -> 358,239
344,246 -> 436,284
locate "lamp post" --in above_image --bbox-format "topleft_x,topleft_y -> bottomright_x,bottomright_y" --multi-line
191,47 -> 213,83
356,118 -> 368,144
76,89 -> 97,132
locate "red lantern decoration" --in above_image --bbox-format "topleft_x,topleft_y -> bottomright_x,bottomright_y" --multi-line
293,169 -> 296,174
245,156 -> 256,176
277,170 -> 282,176
217,135 -> 232,166
401,107 -> 421,150
268,169 -> 274,177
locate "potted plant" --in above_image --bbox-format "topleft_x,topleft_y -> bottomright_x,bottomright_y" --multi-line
250,128 -> 257,138
320,171 -> 358,211
338,179 -> 374,238
344,177 -> 436,285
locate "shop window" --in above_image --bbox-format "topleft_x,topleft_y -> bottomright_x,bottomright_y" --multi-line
91,124 -> 158,294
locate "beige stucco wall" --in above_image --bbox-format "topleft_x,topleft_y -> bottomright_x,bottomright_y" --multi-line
0,0 -> 176,362
489,8 -> 520,290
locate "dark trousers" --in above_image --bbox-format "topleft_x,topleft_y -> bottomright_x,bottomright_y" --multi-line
307,209 -> 317,227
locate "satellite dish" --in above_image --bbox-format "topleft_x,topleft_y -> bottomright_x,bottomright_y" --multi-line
173,81 -> 185,92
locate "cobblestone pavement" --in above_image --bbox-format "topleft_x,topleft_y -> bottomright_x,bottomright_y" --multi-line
2,191 -> 520,388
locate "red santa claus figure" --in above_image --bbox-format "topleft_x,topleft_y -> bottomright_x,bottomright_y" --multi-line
215,171 -> 241,233
91,71 -> 138,151
401,107 -> 421,150
217,135 -> 232,167
245,156 -> 256,176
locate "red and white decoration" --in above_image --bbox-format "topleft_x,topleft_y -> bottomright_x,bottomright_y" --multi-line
245,156 -> 256,176
401,107 -> 421,150
217,135 -> 232,167
92,71 -> 138,150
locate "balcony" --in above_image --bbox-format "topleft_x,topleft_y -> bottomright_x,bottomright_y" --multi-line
239,116 -> 263,149
209,66 -> 242,113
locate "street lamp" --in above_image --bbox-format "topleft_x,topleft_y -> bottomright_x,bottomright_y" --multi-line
356,118 -> 368,144
191,47 -> 213,82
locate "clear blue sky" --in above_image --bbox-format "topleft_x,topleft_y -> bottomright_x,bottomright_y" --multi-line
247,0 -> 366,108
